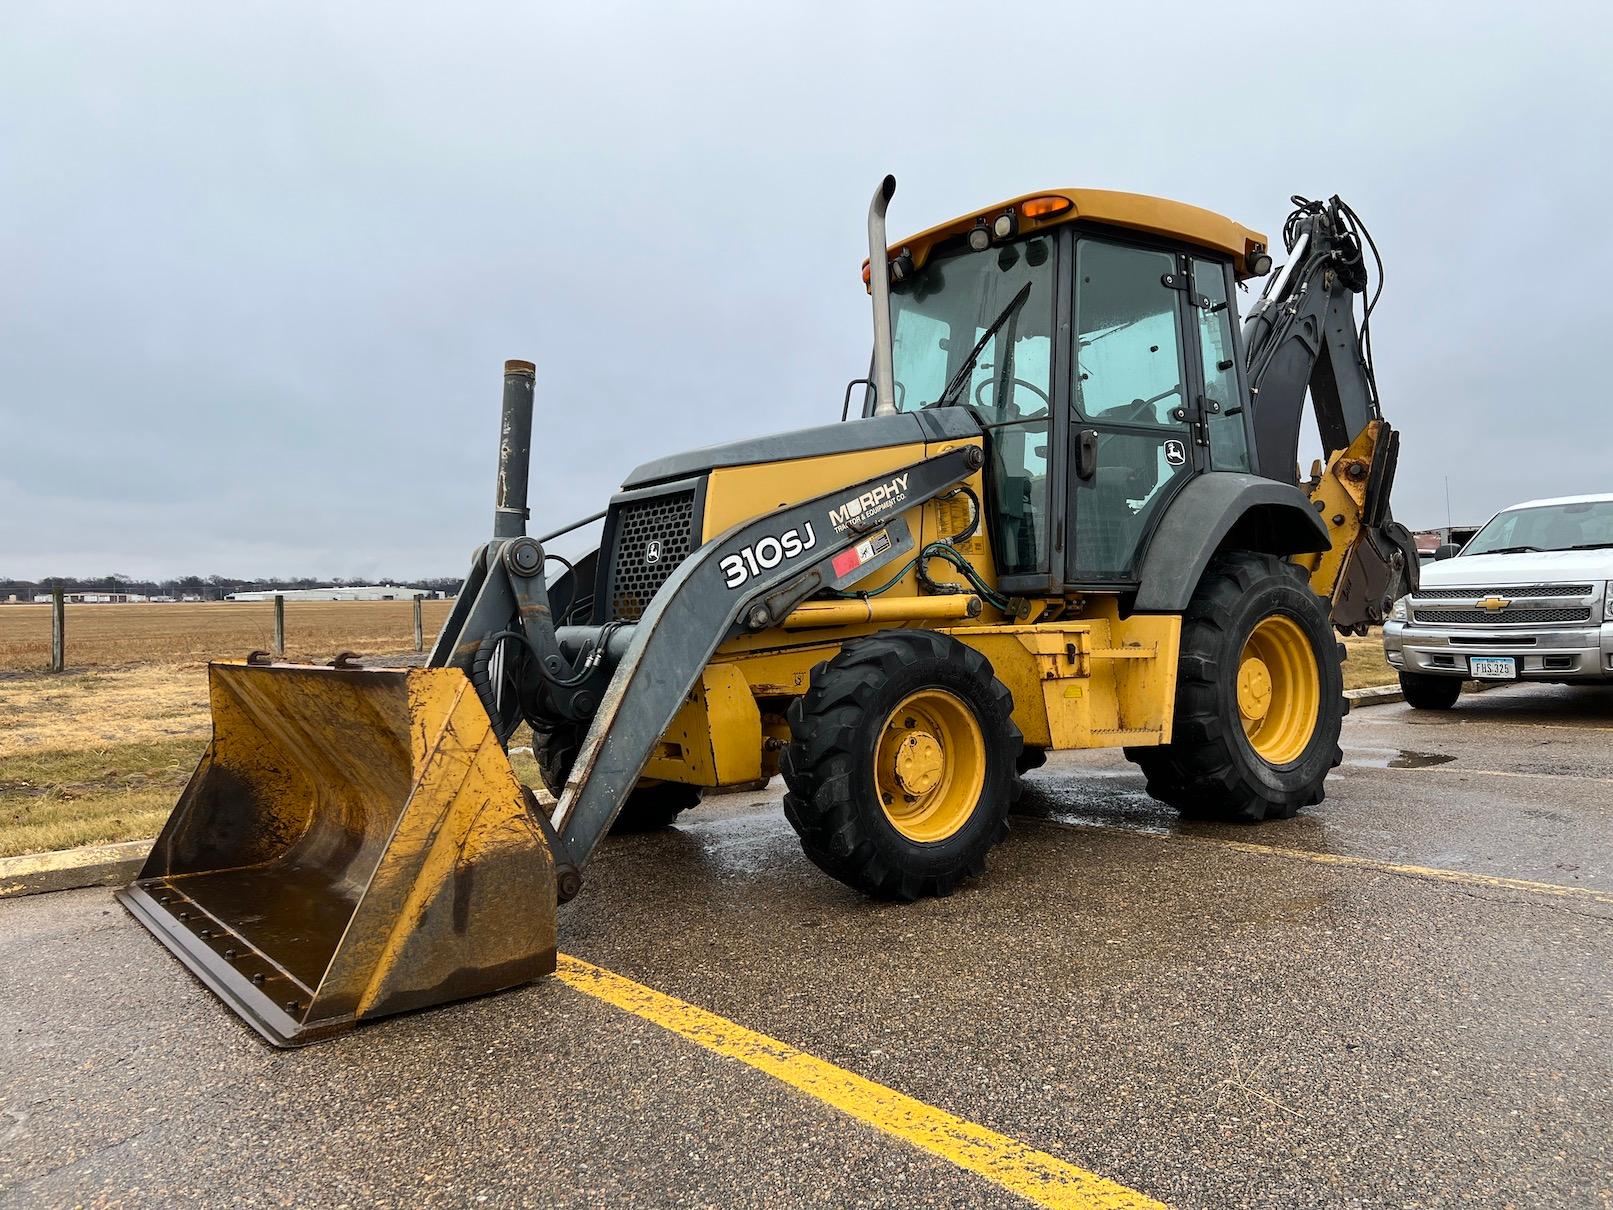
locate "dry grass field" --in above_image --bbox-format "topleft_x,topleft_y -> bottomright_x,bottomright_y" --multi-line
1342,632 -> 1395,691
0,599 -> 455,671
0,602 -> 1398,858
0,600 -> 452,857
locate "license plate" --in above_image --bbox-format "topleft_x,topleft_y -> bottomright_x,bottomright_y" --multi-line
1468,656 -> 1517,680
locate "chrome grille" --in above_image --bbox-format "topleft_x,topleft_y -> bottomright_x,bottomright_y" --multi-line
1413,583 -> 1591,599
1413,606 -> 1591,625
608,489 -> 696,620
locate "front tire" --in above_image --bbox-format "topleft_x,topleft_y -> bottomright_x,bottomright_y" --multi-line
1126,552 -> 1345,823
1399,671 -> 1462,710
780,630 -> 1022,900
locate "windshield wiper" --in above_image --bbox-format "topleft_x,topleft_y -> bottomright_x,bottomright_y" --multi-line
1567,542 -> 1613,551
1475,545 -> 1541,555
930,282 -> 1033,409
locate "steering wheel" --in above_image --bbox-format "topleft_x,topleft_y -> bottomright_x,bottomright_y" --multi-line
973,376 -> 1050,418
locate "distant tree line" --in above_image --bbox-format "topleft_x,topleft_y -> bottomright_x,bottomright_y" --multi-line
0,574 -> 464,601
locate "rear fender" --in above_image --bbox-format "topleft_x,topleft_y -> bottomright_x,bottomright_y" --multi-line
1131,474 -> 1327,614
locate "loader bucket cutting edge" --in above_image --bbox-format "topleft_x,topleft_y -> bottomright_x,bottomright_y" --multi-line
115,661 -> 557,1046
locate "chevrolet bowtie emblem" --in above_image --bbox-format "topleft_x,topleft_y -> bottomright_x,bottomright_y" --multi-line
1478,596 -> 1512,611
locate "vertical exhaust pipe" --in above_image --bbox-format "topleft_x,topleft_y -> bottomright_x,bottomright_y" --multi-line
495,359 -> 535,539
867,175 -> 898,417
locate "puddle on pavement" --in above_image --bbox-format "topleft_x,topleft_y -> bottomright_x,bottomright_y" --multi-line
1341,746 -> 1459,770
1382,749 -> 1458,770
679,805 -> 802,875
1016,774 -> 1176,833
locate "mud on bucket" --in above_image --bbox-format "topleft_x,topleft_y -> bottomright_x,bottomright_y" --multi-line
116,661 -> 557,1046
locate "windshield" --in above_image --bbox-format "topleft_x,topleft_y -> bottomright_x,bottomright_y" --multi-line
1462,499 -> 1613,555
888,236 -> 1054,419
886,235 -> 1055,577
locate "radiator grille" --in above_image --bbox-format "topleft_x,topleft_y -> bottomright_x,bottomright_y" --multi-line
1413,606 -> 1590,625
1413,584 -> 1591,600
609,489 -> 696,620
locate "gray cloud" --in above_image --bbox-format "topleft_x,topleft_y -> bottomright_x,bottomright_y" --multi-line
3,1 -> 1608,578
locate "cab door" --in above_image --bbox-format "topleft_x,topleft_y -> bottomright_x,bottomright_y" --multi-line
1064,234 -> 1201,583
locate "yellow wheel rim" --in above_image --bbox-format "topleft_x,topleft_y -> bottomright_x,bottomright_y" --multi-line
876,689 -> 986,843
1237,615 -> 1319,765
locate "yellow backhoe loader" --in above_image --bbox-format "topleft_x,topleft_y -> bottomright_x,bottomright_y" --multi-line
119,180 -> 1416,1045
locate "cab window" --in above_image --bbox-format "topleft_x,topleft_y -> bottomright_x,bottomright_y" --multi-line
888,236 -> 1055,576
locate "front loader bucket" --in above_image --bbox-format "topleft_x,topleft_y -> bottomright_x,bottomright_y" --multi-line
116,662 -> 557,1046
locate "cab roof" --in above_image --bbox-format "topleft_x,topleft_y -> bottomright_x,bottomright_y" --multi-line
886,188 -> 1270,280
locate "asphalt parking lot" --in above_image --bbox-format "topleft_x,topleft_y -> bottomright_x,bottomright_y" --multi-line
3,682 -> 1610,1208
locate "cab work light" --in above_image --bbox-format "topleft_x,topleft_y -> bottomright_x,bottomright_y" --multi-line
1019,195 -> 1073,219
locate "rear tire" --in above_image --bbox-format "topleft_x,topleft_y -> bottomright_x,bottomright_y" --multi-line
780,630 -> 1022,900
1399,671 -> 1463,710
1126,552 -> 1344,823
531,723 -> 702,832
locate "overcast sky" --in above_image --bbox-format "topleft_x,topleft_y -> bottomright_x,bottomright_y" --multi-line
3,2 -> 1608,580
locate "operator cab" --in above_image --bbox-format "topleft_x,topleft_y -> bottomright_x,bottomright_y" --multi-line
865,191 -> 1267,599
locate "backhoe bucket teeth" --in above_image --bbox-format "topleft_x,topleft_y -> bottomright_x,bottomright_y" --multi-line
116,662 -> 557,1046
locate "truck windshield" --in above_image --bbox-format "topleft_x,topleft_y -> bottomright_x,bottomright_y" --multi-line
1463,500 -> 1613,555
887,235 -> 1055,577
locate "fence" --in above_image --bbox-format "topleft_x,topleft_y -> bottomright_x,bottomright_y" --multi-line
0,596 -> 450,674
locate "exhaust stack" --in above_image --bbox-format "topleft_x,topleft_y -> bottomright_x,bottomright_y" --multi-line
867,175 -> 898,417
494,359 -> 535,539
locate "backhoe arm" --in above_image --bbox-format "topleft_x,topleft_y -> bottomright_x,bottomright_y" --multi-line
1242,196 -> 1418,631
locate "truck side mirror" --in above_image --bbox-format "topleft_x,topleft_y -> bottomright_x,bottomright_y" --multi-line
1434,543 -> 1460,561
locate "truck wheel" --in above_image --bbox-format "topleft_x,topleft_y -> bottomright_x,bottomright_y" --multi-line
531,723 -> 702,832
1398,671 -> 1462,710
779,630 -> 1022,900
1126,552 -> 1344,823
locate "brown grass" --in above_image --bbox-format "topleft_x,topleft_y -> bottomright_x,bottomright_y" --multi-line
0,600 -> 453,857
0,599 -> 454,672
1341,631 -> 1396,692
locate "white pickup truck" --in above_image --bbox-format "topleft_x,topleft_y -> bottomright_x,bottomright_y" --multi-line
1383,492 -> 1613,708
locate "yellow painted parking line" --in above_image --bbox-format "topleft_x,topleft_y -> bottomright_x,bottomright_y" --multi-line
1351,716 -> 1613,735
554,955 -> 1164,1210
1032,819 -> 1613,907
1197,837 -> 1613,905
1338,751 -> 1613,784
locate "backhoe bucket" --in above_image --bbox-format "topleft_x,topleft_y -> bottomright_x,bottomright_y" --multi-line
116,661 -> 557,1046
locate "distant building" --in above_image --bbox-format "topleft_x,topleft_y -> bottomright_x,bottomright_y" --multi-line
225,586 -> 431,602
63,592 -> 150,604
1413,525 -> 1483,556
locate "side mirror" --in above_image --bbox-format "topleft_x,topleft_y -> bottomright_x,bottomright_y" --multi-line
1434,543 -> 1460,561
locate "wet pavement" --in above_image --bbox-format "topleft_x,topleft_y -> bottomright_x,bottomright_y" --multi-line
2,682 -> 1610,1207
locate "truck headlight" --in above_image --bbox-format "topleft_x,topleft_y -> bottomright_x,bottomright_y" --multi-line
1389,595 -> 1410,622
1605,583 -> 1613,620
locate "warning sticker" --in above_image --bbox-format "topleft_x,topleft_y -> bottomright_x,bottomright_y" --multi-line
830,529 -> 891,577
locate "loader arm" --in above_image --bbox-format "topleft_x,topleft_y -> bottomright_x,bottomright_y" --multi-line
553,447 -> 980,866
1241,196 -> 1418,629
424,363 -> 983,872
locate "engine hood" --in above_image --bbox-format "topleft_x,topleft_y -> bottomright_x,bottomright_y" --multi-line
1421,548 -> 1613,587
620,409 -> 982,490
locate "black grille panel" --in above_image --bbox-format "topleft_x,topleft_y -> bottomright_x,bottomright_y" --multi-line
1413,606 -> 1591,625
1413,584 -> 1591,599
609,489 -> 696,620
